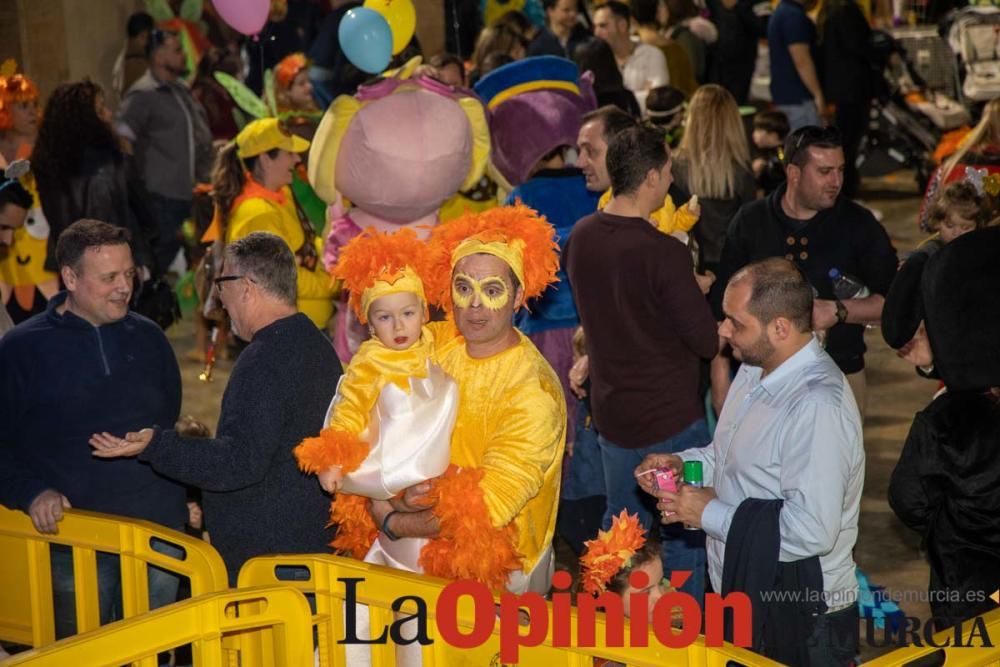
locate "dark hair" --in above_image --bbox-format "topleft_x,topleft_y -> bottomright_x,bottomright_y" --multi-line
597,1 -> 632,22
665,0 -> 699,25
581,104 -> 637,141
146,28 -> 179,60
574,38 -> 626,94
428,52 -> 464,72
32,80 -> 120,187
472,23 -> 527,76
606,124 -> 669,196
175,416 -> 212,438
224,232 -> 298,305
753,110 -> 790,139
928,181 -> 989,231
631,0 -> 660,25
646,85 -> 686,125
784,125 -> 842,167
730,258 -> 814,332
495,9 -> 533,35
604,541 -> 661,595
0,179 -> 32,210
56,219 -> 131,272
211,142 -> 281,216
480,52 -> 515,76
126,11 -> 154,38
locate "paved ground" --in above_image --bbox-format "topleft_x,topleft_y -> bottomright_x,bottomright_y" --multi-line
167,172 -> 937,659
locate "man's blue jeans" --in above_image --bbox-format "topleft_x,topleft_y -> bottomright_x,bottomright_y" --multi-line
598,419 -> 710,605
777,101 -> 822,131
51,538 -> 185,639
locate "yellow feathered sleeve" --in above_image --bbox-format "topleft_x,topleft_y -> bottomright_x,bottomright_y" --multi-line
597,188 -> 698,235
475,379 -> 565,530
293,344 -> 382,474
420,466 -> 523,591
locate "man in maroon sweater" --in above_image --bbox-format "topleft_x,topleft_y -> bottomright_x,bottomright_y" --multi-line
564,125 -> 719,602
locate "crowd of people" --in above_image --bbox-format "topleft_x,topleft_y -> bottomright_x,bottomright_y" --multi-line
2,0 -> 1000,665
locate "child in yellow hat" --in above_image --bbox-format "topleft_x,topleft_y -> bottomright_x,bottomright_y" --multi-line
294,227 -> 457,572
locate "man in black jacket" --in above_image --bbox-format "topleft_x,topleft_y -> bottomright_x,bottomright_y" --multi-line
711,125 -> 897,416
92,232 -> 342,583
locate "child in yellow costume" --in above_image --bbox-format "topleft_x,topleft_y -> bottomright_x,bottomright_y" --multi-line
597,189 -> 700,236
295,227 -> 460,574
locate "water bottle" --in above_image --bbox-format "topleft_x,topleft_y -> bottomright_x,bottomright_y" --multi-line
828,268 -> 870,300
682,461 -> 703,531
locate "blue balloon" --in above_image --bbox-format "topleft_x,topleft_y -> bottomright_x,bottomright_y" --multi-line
339,7 -> 393,75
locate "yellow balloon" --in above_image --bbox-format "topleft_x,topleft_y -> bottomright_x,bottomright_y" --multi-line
363,0 -> 416,55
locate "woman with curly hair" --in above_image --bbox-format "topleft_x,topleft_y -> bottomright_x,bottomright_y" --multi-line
32,80 -> 155,275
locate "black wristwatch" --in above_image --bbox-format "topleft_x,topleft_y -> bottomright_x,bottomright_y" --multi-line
381,510 -> 401,541
834,299 -> 848,325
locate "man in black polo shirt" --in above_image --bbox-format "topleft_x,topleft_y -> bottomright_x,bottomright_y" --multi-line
711,126 -> 897,416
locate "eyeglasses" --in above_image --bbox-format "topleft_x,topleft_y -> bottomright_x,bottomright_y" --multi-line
213,275 -> 246,289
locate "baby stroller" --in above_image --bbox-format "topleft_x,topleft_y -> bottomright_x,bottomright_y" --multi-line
945,6 -> 1000,104
856,30 -> 943,192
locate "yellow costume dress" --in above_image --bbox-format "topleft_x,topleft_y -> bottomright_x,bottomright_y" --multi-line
317,326 -> 457,572
225,179 -> 335,329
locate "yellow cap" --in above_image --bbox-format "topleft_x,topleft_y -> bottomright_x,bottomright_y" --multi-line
359,266 -> 426,324
236,118 -> 310,159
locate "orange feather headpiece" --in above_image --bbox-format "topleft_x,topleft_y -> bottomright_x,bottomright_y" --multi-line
579,510 -> 648,595
425,204 -> 559,311
0,60 -> 39,132
275,52 -> 309,90
334,227 -> 430,324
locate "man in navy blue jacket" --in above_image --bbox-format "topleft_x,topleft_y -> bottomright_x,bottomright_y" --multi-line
0,219 -> 186,636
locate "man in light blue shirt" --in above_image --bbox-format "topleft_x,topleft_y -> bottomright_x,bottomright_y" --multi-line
637,257 -> 864,665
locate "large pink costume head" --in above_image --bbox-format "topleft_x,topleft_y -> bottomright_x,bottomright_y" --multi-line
308,66 -> 490,235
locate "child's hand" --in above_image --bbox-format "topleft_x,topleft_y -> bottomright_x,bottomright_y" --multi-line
568,355 -> 589,399
694,270 -> 716,295
318,466 -> 344,493
187,501 -> 204,531
686,195 -> 700,219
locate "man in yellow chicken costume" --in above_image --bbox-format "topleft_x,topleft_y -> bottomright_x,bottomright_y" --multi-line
301,205 -> 567,594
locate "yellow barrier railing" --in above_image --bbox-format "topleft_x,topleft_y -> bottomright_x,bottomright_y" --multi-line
236,553 -> 777,667
0,506 -> 228,648
1,586 -> 314,667
864,607 -> 1000,667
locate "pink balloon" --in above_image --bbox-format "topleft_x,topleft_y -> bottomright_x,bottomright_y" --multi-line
213,0 -> 270,36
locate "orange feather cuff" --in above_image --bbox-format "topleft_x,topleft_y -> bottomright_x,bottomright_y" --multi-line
294,429 -> 369,475
328,493 -> 378,559
419,467 -> 523,591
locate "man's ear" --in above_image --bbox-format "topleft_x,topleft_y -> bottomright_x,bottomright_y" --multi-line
513,285 -> 526,311
771,316 -> 792,342
61,265 -> 77,292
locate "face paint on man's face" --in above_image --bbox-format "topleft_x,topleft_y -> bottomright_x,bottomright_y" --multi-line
451,272 -> 511,311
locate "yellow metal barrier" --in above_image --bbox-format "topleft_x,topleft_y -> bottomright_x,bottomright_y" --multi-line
1,585 -> 314,667
865,607 -> 1000,667
237,553 -> 776,667
0,506 -> 228,648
